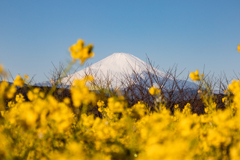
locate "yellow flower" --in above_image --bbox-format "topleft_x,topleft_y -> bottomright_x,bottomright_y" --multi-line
204,107 -> 208,113
69,39 -> 95,64
25,110 -> 38,126
33,88 -> 40,94
97,100 -> 105,108
0,64 -> 3,73
70,39 -> 84,59
8,101 -> 15,108
27,91 -> 34,101
149,87 -> 161,95
71,78 -> 96,107
97,100 -> 105,113
80,44 -> 94,64
182,103 -> 192,114
108,96 -> 125,113
39,92 -> 45,98
174,104 -> 179,109
98,107 -> 103,113
189,70 -> 200,81
63,97 -> 70,105
132,101 -> 147,117
222,97 -> 227,103
237,44 -> 240,52
0,111 -> 4,117
24,74 -> 29,80
6,85 -> 16,99
13,75 -> 24,87
15,93 -> 25,103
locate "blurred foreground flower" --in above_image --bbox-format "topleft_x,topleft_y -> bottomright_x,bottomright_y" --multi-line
228,80 -> 240,108
69,39 -> 94,64
0,64 -> 3,73
24,74 -> 29,80
108,96 -> 126,113
149,86 -> 161,95
189,70 -> 200,81
238,44 -> 240,53
71,76 -> 96,107
97,100 -> 105,112
13,75 -> 24,87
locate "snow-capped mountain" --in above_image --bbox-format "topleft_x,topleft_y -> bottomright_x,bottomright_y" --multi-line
61,53 -> 198,90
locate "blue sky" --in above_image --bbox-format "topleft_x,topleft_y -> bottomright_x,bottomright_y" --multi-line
0,0 -> 240,83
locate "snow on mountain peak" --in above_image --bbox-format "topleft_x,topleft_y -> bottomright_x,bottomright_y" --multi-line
62,53 -> 166,85
61,52 -> 198,90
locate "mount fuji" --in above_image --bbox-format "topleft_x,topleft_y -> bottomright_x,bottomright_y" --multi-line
61,53 -> 198,91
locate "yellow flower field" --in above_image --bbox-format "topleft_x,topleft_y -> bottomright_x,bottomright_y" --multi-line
0,40 -> 240,160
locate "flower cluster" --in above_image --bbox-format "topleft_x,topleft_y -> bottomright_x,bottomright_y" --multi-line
70,76 -> 96,107
148,86 -> 161,95
13,75 -> 25,87
0,41 -> 240,160
69,39 -> 95,64
228,80 -> 240,109
97,100 -> 105,112
0,64 -> 3,73
189,69 -> 200,81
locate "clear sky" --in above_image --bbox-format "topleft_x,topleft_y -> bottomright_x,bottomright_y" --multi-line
0,0 -> 240,83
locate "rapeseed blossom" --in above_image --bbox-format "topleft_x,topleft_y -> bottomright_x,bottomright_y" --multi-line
189,70 -> 200,81
13,75 -> 24,87
15,93 -> 25,103
97,100 -> 105,112
228,80 -> 240,108
24,74 -> 29,80
6,85 -> 16,99
69,39 -> 95,64
131,101 -> 147,117
108,96 -> 126,113
149,86 -> 161,95
70,77 -> 96,107
0,39 -> 240,160
0,64 -> 3,73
